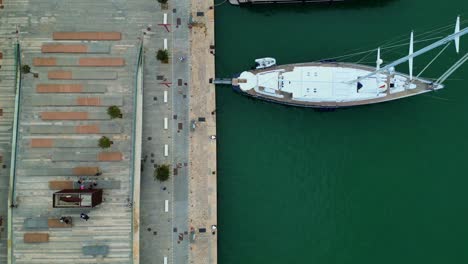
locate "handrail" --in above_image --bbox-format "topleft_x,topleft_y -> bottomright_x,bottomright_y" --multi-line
131,41 -> 144,264
7,43 -> 22,264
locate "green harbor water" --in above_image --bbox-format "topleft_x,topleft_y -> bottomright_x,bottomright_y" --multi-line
215,1 -> 468,263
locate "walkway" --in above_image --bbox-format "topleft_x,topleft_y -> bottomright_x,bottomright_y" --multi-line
0,32 -> 17,264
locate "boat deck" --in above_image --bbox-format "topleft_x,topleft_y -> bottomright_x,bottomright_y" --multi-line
233,62 -> 437,108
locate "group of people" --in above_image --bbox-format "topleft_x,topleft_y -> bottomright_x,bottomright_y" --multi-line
77,178 -> 98,190
59,213 -> 90,223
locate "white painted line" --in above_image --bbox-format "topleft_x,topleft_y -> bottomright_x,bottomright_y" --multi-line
163,90 -> 168,103
164,117 -> 168,130
164,38 -> 168,50
163,13 -> 167,24
165,200 -> 169,212
164,256 -> 168,264
164,144 -> 169,157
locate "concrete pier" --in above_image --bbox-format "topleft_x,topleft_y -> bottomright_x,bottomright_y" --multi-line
189,0 -> 217,263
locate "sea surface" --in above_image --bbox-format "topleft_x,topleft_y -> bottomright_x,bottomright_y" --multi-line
215,0 -> 468,263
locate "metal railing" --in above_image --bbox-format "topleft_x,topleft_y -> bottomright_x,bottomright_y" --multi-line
7,43 -> 22,264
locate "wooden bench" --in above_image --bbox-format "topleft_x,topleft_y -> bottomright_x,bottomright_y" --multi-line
53,32 -> 121,41
42,44 -> 88,53
48,219 -> 72,228
49,181 -> 74,190
24,233 -> 49,243
73,167 -> 100,176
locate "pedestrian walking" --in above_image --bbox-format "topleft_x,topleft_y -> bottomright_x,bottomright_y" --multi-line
80,213 -> 90,221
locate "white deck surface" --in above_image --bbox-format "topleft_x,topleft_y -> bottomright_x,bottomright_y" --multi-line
239,65 -> 414,102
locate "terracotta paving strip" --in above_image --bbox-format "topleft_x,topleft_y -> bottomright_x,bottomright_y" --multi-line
77,97 -> 101,106
75,125 -> 100,134
48,70 -> 72,79
49,181 -> 73,190
41,112 -> 89,120
24,233 -> 49,243
37,84 -> 83,93
72,166 -> 100,175
48,219 -> 72,228
33,58 -> 57,66
0,52 -> 3,59
42,44 -> 88,53
30,139 -> 54,148
53,32 -> 121,41
79,58 -> 125,66
98,152 -> 123,161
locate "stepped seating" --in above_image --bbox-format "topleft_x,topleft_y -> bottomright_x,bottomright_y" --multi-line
37,84 -> 83,93
48,70 -> 117,80
34,57 -> 125,67
40,112 -> 110,120
12,29 -> 133,263
41,43 -> 111,54
40,112 -> 89,120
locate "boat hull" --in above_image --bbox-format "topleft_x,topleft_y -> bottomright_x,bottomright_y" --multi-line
232,62 -> 443,108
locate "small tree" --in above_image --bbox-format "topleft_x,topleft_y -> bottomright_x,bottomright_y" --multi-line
157,0 -> 168,3
107,106 -> 122,119
98,136 -> 112,149
156,49 -> 169,64
154,164 -> 170,182
21,65 -> 31,74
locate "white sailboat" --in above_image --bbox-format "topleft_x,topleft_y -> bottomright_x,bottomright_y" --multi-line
232,17 -> 468,108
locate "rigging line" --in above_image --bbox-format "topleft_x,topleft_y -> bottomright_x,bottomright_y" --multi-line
416,43 -> 451,78
341,21 -> 464,59
436,52 -> 468,84
323,36 -> 444,62
376,22 -> 458,50
354,50 -> 374,64
422,94 -> 451,101
214,0 -> 227,6
437,53 -> 468,83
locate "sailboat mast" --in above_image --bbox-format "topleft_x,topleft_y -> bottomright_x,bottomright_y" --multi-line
353,20 -> 468,83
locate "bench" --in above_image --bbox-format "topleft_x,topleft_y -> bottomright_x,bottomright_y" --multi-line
49,181 -> 74,190
48,219 -> 72,228
53,32 -> 121,41
24,233 -> 49,243
73,166 -> 100,176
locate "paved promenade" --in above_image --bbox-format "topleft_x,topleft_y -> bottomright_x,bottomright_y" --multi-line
188,0 -> 218,263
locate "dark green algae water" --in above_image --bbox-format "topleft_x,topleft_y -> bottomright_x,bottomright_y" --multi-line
215,1 -> 468,263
